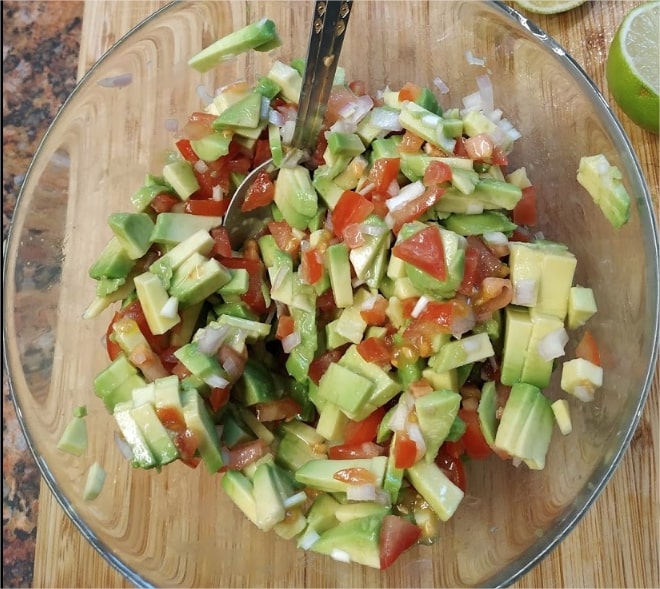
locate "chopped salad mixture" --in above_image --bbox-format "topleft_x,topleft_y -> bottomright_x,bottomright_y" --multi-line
83,19 -> 608,570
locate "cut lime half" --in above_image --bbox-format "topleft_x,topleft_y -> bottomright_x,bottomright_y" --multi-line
513,0 -> 586,15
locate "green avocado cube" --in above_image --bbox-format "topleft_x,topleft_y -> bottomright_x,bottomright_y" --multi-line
317,363 -> 373,420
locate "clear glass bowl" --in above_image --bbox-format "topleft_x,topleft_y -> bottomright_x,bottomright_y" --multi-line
4,1 -> 658,587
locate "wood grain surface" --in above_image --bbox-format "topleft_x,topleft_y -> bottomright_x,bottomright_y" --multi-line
33,1 -> 658,587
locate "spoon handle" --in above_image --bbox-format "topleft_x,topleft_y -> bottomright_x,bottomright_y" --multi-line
292,0 -> 353,151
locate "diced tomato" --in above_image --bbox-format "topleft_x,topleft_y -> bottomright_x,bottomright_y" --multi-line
368,158 -> 400,192
275,315 -> 295,341
393,432 -> 418,469
311,131 -> 329,168
316,289 -> 338,314
173,429 -> 200,468
398,82 -> 423,103
343,407 -> 387,446
491,145 -> 508,166
223,439 -> 269,471
398,130 -> 425,154
176,138 -> 198,162
158,345 -> 181,373
255,398 -> 302,422
242,170 -> 275,212
464,133 -> 494,162
510,226 -> 535,243
333,467 -> 377,485
442,439 -> 464,459
209,386 -> 231,413
267,220 -> 301,258
357,337 -> 392,369
210,227 -> 232,258
219,256 -> 269,314
513,185 -> 537,226
435,448 -> 467,492
300,248 -> 325,285
217,344 -> 247,383
458,235 -> 509,296
171,361 -> 192,380
325,85 -> 359,125
328,441 -> 385,460
458,408 -> 491,459
182,112 -> 218,140
156,406 -> 186,432
453,136 -> 469,158
308,347 -> 348,385
105,300 -> 170,359
331,190 -> 374,239
409,378 -> 434,398
359,296 -> 388,326
252,138 -> 272,168
369,191 -> 390,219
387,185 -> 444,234
575,330 -> 601,366
392,226 -> 446,281
348,79 -> 367,96
379,515 -> 421,570
423,160 -> 452,186
150,192 -> 180,213
183,198 -> 229,216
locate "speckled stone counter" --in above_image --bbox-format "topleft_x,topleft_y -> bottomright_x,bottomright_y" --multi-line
2,2 -> 83,586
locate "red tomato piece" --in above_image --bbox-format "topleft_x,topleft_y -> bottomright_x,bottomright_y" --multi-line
357,337 -> 392,369
308,347 -> 347,385
331,190 -> 374,239
398,130 -> 425,154
342,223 -> 367,249
219,257 -> 269,314
513,185 -> 537,226
105,300 -> 170,358
255,398 -> 302,422
208,386 -> 231,413
379,515 -> 421,570
210,227 -> 232,258
575,330 -> 601,366
423,160 -> 452,186
252,138 -> 272,168
392,226 -> 447,281
393,432 -> 418,469
333,466 -> 377,484
325,85 -> 359,125
398,82 -> 422,103
173,429 -> 200,468
328,441 -> 385,460
156,406 -> 187,432
267,220 -> 301,258
175,138 -> 198,162
275,315 -> 295,341
183,198 -> 229,217
458,408 -> 491,459
150,192 -> 180,213
223,439 -> 268,471
458,235 -> 509,296
105,316 -> 122,361
348,79 -> 367,96
300,248 -> 325,285
368,158 -> 400,192
388,186 -> 444,234
434,448 -> 467,492
242,170 -> 275,212
359,296 -> 389,326
343,407 -> 387,445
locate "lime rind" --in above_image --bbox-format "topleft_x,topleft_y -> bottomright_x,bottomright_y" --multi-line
514,0 -> 586,15
620,2 -> 660,95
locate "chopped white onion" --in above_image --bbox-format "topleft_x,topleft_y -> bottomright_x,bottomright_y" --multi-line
346,483 -> 376,502
205,373 -> 230,389
338,94 -> 374,125
268,108 -> 284,126
163,118 -> 179,133
513,279 -> 537,306
197,84 -> 214,105
280,119 -> 296,145
512,457 -> 523,468
196,324 -> 231,355
159,296 -> 179,319
461,90 -> 483,113
388,400 -> 409,432
411,295 -> 430,318
370,106 -> 403,131
385,180 -> 425,212
433,76 -> 450,94
374,487 -> 392,506
114,431 -> 134,460
359,293 -> 380,311
405,421 -> 426,459
387,179 -> 400,197
537,327 -> 569,361
298,528 -> 320,550
422,113 -> 441,127
476,74 -> 494,114
260,96 -> 271,120
466,50 -> 486,66
330,548 -> 352,563
212,184 -> 223,201
572,385 -> 595,403
330,118 -> 358,134
221,354 -> 243,382
465,202 -> 484,215
280,147 -> 305,168
451,310 -> 476,338
282,331 -> 302,353
384,212 -> 396,230
483,231 -> 509,246
271,265 -> 289,291
357,182 -> 376,196
351,277 -> 366,288
98,73 -> 133,88
283,491 -> 308,509
194,159 -> 209,174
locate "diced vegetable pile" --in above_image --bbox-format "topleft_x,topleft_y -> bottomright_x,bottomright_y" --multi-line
82,19 -> 610,570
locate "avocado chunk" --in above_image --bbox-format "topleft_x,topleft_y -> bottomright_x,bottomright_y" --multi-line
150,212 -> 223,245
266,60 -> 302,104
89,237 -> 136,280
295,457 -> 388,494
149,229 -> 215,287
310,514 -> 383,569
212,92 -> 264,130
169,253 -> 232,306
93,353 -> 146,413
108,212 -> 155,260
57,413 -> 88,456
520,312 -> 565,388
82,462 -> 106,501
443,211 -> 516,236
233,357 -> 278,406
253,462 -> 287,531
130,402 -> 179,466
477,380 -> 498,446
162,160 -> 199,200
274,165 -> 318,230
428,332 -> 495,373
560,358 -> 603,402
500,306 -> 533,385
551,399 -> 573,435
494,382 -> 554,469
188,18 -> 281,73
325,243 -> 353,308
414,389 -> 461,462
577,154 -> 630,228
567,286 -> 597,330
133,271 -> 181,335
113,401 -> 157,469
222,470 -> 259,525
190,131 -> 232,161
317,363 -> 374,420
406,460 -> 464,521
181,389 -> 224,473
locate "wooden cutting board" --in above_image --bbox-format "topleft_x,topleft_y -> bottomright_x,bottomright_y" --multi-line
33,1 -> 659,587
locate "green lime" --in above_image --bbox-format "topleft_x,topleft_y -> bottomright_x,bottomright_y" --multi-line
606,1 -> 659,134
513,0 -> 586,15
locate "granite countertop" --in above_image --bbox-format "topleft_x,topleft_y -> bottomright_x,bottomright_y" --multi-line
3,2 -> 83,586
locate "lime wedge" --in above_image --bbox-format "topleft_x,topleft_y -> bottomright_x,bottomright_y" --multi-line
606,1 -> 659,134
513,0 -> 586,14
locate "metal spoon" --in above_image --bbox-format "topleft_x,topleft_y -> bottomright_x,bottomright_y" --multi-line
223,0 -> 353,248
